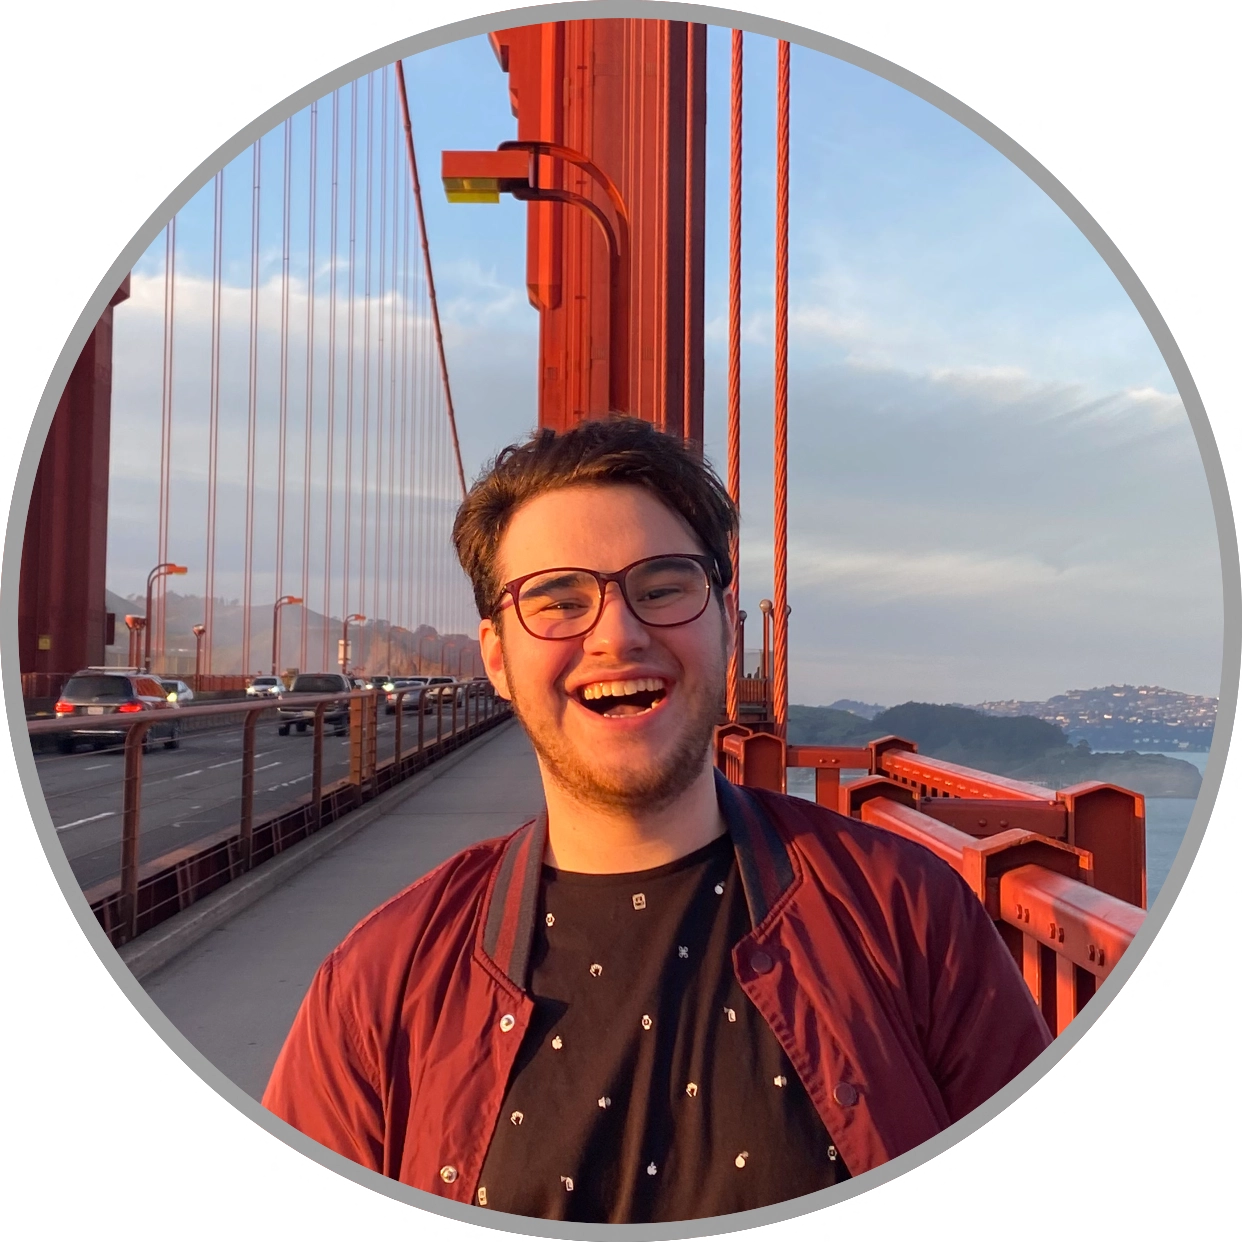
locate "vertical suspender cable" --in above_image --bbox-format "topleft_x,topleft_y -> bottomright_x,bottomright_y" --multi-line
343,82 -> 357,646
204,171 -> 224,678
395,59 -> 467,501
300,102 -> 318,672
322,90 -> 340,671
360,72 -> 373,659
374,69 -> 390,637
155,217 -> 176,670
386,100 -> 400,653
772,39 -> 790,738
275,117 -> 292,670
725,28 -> 744,722
242,142 -> 261,675
397,177 -> 411,641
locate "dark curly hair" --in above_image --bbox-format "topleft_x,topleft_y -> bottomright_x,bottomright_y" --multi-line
452,417 -> 738,620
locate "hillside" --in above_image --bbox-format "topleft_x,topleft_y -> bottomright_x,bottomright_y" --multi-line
103,589 -> 480,678
788,701 -> 1201,798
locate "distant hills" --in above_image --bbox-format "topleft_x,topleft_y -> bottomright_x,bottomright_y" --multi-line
789,699 -> 1203,798
103,589 -> 481,679
807,685 -> 1215,754
973,685 -> 1215,752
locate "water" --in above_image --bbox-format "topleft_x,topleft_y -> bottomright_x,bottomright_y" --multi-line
783,768 -> 1199,905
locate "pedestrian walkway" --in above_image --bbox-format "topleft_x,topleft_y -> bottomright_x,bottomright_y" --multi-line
141,719 -> 543,1100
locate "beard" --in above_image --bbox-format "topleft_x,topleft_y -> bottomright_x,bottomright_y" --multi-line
502,641 -> 725,816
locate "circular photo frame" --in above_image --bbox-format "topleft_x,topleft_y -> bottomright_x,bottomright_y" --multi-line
7,0 -> 1232,1232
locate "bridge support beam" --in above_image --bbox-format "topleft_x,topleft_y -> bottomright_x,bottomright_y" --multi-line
488,18 -> 706,440
19,278 -> 129,693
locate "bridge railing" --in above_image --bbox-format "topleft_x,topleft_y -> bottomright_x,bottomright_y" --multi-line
716,727 -> 1147,1035
28,680 -> 509,946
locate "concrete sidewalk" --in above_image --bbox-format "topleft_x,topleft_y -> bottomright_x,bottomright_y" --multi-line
140,719 -> 543,1100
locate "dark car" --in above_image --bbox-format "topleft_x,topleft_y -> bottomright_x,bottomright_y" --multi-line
53,670 -> 181,754
276,672 -> 352,736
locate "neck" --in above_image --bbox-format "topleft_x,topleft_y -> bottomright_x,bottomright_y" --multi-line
541,759 -> 726,874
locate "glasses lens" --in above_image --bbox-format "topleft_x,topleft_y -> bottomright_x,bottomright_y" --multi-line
515,570 -> 603,638
624,557 -> 711,626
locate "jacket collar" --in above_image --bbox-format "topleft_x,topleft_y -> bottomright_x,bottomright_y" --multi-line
481,771 -> 797,989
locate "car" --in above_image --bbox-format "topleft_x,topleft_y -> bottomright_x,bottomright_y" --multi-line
247,675 -> 285,698
363,673 -> 400,692
159,678 -> 194,703
276,672 -> 353,736
53,670 -> 181,753
421,676 -> 460,714
385,677 -> 429,714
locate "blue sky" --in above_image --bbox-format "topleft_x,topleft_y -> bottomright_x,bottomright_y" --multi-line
109,27 -> 1221,704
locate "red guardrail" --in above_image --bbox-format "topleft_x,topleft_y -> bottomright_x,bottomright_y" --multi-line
29,681 -> 509,946
714,726 -> 1147,1035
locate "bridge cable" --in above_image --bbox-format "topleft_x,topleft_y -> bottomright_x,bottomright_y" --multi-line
275,117 -> 292,671
322,88 -> 340,672
772,40 -> 791,736
204,170 -> 224,677
395,58 -> 468,501
242,141 -> 262,676
155,215 -> 176,670
725,28 -> 744,722
300,100 -> 319,672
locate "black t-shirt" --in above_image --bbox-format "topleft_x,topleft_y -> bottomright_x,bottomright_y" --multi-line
477,834 -> 849,1222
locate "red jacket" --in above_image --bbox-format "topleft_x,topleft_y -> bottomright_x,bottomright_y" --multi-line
263,771 -> 1051,1203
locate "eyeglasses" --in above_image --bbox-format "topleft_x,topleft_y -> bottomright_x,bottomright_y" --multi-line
496,553 -> 719,641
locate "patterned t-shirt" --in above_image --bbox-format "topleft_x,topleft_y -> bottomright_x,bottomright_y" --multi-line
476,834 -> 849,1222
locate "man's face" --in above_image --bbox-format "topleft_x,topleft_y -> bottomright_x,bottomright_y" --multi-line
479,484 -> 735,813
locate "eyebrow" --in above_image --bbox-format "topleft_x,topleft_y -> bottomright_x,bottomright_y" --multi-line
518,571 -> 593,595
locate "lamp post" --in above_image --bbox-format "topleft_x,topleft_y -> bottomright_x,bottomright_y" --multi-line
192,624 -> 207,689
143,563 -> 188,671
341,614 -> 366,676
125,615 -> 146,669
272,596 -> 303,676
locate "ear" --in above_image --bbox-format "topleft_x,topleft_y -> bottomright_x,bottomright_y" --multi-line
479,616 -> 512,700
722,587 -> 739,661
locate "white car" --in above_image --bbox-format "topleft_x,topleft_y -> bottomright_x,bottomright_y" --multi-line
247,676 -> 285,698
159,678 -> 194,703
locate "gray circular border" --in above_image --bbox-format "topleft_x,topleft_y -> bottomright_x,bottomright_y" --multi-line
3,2 -> 1235,1238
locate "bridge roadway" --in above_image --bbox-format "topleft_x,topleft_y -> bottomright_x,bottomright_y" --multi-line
139,718 -> 542,1100
33,706 -> 464,891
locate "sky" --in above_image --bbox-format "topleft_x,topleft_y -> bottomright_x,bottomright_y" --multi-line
105,27 -> 1222,705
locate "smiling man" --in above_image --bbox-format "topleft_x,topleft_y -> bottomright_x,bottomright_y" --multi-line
263,417 -> 1050,1223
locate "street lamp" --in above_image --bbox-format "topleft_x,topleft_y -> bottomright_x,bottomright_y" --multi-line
341,614 -> 366,676
192,624 -> 207,689
125,615 -> 146,669
272,595 -> 303,676
143,563 -> 188,671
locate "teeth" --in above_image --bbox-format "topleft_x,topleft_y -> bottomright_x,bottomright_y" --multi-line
581,677 -> 666,701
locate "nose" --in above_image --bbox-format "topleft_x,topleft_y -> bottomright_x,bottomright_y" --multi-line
582,581 -> 651,657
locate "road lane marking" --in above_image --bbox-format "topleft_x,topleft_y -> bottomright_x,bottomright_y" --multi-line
208,759 -> 241,769
85,764 -> 111,771
173,769 -> 205,779
55,811 -> 117,832
256,761 -> 282,772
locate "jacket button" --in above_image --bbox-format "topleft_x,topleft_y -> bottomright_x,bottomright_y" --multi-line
750,949 -> 774,974
499,1014 -> 515,1033
833,1082 -> 859,1107
440,1165 -> 458,1184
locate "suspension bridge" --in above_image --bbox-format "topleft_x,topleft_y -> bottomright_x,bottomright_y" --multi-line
20,14 -> 1146,1138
